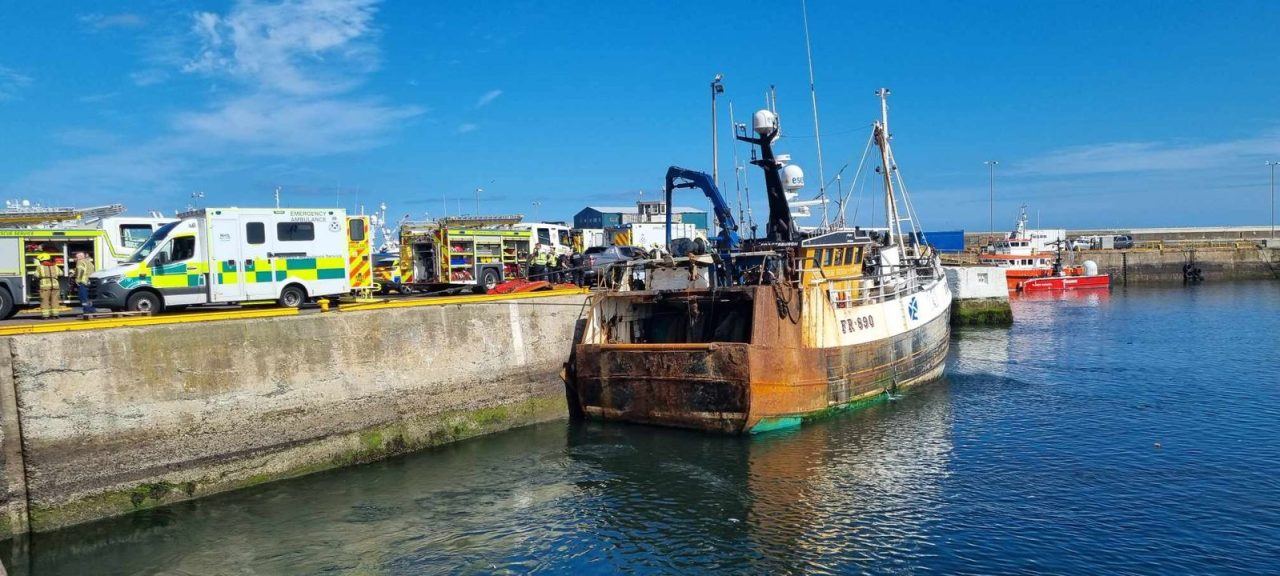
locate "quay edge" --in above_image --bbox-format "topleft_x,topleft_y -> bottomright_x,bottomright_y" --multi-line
0,294 -> 585,536
944,266 -> 1013,327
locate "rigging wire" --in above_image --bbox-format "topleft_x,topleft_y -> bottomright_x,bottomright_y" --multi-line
838,131 -> 876,227
800,0 -> 829,229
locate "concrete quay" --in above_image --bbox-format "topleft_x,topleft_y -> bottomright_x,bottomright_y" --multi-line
944,266 -> 1013,327
1076,246 -> 1279,284
0,293 -> 586,536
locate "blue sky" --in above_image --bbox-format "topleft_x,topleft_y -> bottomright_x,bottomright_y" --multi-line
1,0 -> 1277,233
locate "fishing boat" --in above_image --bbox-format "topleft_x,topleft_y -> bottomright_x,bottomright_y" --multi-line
978,206 -> 1082,290
563,90 -> 952,434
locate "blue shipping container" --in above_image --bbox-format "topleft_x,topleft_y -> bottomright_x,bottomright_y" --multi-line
918,230 -> 965,252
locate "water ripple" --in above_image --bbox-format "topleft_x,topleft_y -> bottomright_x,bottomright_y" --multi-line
6,282 -> 1280,575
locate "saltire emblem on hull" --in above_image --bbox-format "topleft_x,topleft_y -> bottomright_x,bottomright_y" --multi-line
908,296 -> 919,321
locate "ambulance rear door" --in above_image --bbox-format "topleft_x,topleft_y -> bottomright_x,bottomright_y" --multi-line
240,215 -> 278,301
209,214 -> 247,302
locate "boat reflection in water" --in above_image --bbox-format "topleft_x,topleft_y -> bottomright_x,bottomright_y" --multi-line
562,379 -> 955,572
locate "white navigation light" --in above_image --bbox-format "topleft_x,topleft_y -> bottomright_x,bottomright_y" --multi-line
782,164 -> 805,191
753,109 -> 778,136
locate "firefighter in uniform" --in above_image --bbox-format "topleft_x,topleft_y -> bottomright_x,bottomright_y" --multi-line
74,251 -> 97,314
36,254 -> 63,319
529,244 -> 549,280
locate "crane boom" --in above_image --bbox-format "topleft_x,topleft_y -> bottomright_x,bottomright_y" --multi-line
663,166 -> 741,251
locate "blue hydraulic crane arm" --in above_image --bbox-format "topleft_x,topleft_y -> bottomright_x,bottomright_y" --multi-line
663,166 -> 742,251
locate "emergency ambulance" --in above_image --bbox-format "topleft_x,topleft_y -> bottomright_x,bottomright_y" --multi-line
89,208 -> 363,313
0,216 -> 174,318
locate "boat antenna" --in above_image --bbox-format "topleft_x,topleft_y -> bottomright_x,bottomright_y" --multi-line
800,0 -> 829,230
874,88 -> 907,255
729,101 -> 745,229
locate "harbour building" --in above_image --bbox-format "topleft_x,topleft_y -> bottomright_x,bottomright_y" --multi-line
573,202 -> 709,234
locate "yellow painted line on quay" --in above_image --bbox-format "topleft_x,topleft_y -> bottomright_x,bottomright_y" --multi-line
0,288 -> 589,336
0,307 -> 301,336
336,287 -> 590,312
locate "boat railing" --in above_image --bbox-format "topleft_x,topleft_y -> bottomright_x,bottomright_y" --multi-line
821,262 -> 940,308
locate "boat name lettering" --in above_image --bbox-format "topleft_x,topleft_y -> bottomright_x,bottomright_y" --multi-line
840,315 -> 875,333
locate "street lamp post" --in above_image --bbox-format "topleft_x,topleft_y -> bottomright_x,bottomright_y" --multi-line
1268,161 -> 1278,240
474,187 -> 483,215
711,74 -> 724,187
711,74 -> 724,238
984,160 -> 999,233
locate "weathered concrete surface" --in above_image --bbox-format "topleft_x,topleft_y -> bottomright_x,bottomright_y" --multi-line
0,344 -> 28,538
0,294 -> 584,535
944,266 -> 1013,327
949,246 -> 1279,284
1079,247 -> 1278,284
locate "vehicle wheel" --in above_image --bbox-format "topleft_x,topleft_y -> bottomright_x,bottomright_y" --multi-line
480,268 -> 501,292
278,285 -> 307,308
127,291 -> 163,313
0,288 -> 14,320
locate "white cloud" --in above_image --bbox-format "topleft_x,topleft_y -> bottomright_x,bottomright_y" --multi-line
2,0 -> 422,203
80,13 -> 146,30
185,0 -> 381,96
0,65 -> 32,101
475,89 -> 502,109
1012,131 -> 1280,176
130,69 -> 168,87
456,123 -> 478,134
175,94 -> 423,155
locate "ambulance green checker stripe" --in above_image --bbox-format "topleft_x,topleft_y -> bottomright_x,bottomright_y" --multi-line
216,257 -> 345,284
117,257 -> 345,289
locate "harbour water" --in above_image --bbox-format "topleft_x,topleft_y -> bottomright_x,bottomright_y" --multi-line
6,282 -> 1279,575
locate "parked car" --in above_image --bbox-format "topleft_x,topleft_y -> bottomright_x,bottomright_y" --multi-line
1069,237 -> 1094,250
1113,234 -> 1134,249
583,245 -> 647,286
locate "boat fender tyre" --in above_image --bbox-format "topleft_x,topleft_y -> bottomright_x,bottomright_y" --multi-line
480,268 -> 501,292
278,285 -> 307,308
0,287 -> 14,320
127,291 -> 163,313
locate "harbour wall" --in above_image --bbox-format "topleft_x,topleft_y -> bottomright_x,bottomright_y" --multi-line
945,247 -> 1279,284
0,294 -> 586,536
944,266 -> 1013,327
1079,247 -> 1279,284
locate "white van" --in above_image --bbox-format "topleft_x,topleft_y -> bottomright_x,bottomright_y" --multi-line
90,207 -> 357,312
514,222 -> 572,257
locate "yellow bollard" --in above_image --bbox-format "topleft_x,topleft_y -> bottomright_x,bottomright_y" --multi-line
318,298 -> 330,312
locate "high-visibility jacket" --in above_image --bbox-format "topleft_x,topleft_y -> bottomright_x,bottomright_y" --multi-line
533,251 -> 550,266
75,258 -> 95,284
37,263 -> 62,290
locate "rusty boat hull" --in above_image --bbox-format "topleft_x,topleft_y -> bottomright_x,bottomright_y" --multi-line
567,279 -> 952,434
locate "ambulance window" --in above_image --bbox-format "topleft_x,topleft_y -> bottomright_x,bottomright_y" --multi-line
246,222 -> 265,245
120,224 -> 153,249
170,236 -> 196,262
277,222 -> 314,242
557,229 -> 569,246
349,219 -> 366,242
537,228 -> 551,245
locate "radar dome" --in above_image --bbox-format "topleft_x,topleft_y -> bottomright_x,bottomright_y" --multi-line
1083,260 -> 1099,276
781,164 -> 805,191
753,109 -> 778,136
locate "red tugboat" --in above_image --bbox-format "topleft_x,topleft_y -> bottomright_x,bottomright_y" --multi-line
977,206 -> 1081,290
1017,247 -> 1110,292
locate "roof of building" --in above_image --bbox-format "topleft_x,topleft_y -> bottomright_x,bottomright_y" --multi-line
582,206 -> 706,214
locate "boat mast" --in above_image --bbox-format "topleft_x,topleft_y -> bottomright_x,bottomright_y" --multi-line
800,0 -> 828,229
874,88 -> 907,255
